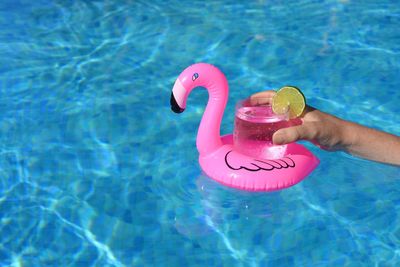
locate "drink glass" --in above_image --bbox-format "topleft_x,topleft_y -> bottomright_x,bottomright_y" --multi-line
233,97 -> 290,159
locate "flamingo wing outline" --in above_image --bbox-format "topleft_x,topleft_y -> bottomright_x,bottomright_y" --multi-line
224,150 -> 295,172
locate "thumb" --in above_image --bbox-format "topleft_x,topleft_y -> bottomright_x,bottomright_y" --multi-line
273,124 -> 317,145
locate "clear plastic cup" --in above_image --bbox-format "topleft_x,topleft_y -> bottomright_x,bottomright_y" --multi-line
233,97 -> 290,159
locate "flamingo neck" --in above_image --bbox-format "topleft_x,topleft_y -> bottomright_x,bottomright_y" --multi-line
196,75 -> 228,156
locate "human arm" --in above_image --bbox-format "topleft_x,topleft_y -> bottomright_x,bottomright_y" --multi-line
251,91 -> 400,166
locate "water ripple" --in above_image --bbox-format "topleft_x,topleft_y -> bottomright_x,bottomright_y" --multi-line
0,0 -> 400,266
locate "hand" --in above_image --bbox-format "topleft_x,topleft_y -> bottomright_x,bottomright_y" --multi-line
251,90 -> 351,151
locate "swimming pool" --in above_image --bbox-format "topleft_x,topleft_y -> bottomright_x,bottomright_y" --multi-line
0,0 -> 399,265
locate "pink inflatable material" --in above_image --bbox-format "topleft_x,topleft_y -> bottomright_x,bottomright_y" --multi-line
170,63 -> 319,191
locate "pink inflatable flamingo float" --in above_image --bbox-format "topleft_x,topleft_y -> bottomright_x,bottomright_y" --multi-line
170,63 -> 319,191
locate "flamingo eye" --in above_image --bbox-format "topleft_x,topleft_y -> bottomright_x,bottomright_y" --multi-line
192,73 -> 199,81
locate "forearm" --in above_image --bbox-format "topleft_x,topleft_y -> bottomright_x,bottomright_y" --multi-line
341,121 -> 400,165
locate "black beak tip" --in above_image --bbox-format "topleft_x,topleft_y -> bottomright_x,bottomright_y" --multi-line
170,92 -> 184,113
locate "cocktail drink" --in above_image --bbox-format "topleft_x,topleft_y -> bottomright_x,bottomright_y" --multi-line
233,98 -> 290,159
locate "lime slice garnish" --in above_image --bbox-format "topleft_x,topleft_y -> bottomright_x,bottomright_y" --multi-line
272,86 -> 306,119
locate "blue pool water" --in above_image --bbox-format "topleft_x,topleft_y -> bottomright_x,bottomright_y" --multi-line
0,0 -> 399,266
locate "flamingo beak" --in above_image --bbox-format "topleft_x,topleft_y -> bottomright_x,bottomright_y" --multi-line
170,92 -> 184,113
171,78 -> 186,113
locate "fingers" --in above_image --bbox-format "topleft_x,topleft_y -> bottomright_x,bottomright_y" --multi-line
250,90 -> 276,105
251,90 -> 276,99
273,124 -> 318,145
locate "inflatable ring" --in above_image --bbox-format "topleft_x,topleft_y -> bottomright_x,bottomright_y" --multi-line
170,63 -> 319,191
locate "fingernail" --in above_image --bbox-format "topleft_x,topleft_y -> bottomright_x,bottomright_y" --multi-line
273,133 -> 285,145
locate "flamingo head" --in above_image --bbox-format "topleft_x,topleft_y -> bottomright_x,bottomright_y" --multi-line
170,63 -> 208,113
